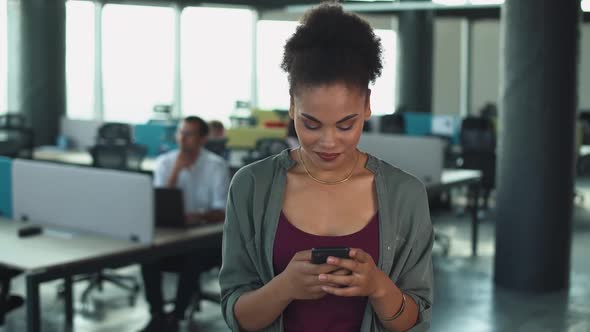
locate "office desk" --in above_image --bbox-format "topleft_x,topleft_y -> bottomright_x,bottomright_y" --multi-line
34,146 -> 246,173
33,147 -> 156,172
0,220 -> 223,332
429,169 -> 482,256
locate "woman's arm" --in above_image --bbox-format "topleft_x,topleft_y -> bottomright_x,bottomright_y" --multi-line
369,271 -> 419,331
233,273 -> 292,331
234,250 -> 344,331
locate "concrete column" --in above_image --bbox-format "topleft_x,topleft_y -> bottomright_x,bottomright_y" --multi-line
396,0 -> 433,113
20,0 -> 65,146
494,0 -> 579,292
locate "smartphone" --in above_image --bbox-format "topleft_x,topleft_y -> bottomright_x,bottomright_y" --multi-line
311,247 -> 350,264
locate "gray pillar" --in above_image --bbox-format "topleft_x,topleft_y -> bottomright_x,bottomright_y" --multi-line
494,0 -> 579,292
460,19 -> 472,117
396,0 -> 433,113
20,0 -> 65,146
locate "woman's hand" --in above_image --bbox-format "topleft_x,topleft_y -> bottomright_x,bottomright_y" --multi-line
279,250 -> 349,301
318,248 -> 388,299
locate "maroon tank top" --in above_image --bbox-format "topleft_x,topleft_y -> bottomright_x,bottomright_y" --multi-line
273,211 -> 380,332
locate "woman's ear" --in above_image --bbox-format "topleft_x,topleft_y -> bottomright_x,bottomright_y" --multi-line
289,95 -> 295,120
364,89 -> 372,119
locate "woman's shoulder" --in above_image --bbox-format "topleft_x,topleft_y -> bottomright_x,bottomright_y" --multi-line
230,150 -> 291,188
368,153 -> 426,195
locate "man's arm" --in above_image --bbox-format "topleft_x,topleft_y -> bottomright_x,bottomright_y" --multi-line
167,153 -> 193,188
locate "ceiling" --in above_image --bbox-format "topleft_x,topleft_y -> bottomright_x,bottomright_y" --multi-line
96,0 -> 590,22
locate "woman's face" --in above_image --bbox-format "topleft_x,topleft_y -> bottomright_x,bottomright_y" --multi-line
289,82 -> 371,171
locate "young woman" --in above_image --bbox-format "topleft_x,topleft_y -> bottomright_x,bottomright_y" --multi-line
220,4 -> 433,332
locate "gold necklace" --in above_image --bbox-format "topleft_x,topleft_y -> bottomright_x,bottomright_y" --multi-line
297,148 -> 359,185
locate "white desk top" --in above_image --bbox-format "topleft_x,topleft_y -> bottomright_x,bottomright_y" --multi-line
0,219 -> 225,272
33,147 -> 156,172
0,219 -> 146,271
441,169 -> 482,185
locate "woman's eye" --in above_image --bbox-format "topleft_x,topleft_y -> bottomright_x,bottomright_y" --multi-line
338,125 -> 353,131
303,122 -> 320,130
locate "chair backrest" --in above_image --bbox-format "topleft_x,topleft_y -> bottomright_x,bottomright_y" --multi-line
0,114 -> 27,129
460,116 -> 496,188
90,143 -> 147,171
204,137 -> 228,158
242,138 -> 289,165
578,111 -> 590,145
380,113 -> 405,134
0,114 -> 34,158
255,138 -> 289,156
96,123 -> 132,146
460,116 -> 496,153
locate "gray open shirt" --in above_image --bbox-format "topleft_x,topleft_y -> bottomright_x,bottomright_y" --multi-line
219,149 -> 434,331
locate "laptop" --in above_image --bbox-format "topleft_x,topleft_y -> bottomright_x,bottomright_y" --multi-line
155,188 -> 187,228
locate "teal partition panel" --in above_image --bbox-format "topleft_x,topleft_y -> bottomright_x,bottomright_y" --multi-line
0,157 -> 12,218
134,123 -> 177,157
404,112 -> 433,136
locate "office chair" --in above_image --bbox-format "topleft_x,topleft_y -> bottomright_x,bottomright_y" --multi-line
460,116 -> 496,211
90,143 -> 148,171
379,113 -> 405,134
578,111 -> 590,145
242,138 -> 290,165
57,143 -> 148,308
204,138 -> 228,159
0,114 -> 34,159
160,236 -> 223,320
0,267 -> 23,326
96,122 -> 132,146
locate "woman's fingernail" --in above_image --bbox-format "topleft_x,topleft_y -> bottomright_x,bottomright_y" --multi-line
319,274 -> 327,281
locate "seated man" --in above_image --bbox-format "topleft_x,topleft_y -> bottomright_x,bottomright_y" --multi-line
0,267 -> 24,326
139,116 -> 230,332
208,120 -> 225,139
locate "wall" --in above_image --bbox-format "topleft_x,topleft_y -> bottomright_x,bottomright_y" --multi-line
433,19 -> 461,115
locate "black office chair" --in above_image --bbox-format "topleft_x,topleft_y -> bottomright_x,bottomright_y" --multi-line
578,111 -> 590,145
460,116 -> 496,211
161,252 -> 222,320
96,122 -> 133,146
0,267 -> 23,326
0,114 -> 34,159
90,143 -> 148,171
380,113 -> 405,134
242,138 -> 290,165
204,138 -> 228,159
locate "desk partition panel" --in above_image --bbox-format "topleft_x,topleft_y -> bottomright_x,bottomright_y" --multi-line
358,134 -> 445,185
12,159 -> 154,243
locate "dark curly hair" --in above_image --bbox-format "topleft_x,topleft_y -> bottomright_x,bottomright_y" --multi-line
281,2 -> 383,96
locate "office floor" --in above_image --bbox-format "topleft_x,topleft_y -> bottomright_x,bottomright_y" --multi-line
2,182 -> 590,332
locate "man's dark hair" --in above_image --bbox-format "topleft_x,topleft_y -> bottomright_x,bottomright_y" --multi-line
183,116 -> 209,137
281,3 -> 383,95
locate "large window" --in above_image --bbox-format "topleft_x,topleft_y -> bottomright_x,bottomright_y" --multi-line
256,21 -> 396,115
66,1 -> 95,120
0,1 -> 7,113
371,29 -> 396,115
256,20 -> 298,110
181,7 -> 253,123
102,4 -> 174,123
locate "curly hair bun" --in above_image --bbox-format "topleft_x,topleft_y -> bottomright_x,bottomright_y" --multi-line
281,3 -> 383,94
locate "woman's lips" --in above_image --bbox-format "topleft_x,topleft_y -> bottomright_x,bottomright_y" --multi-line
316,152 -> 341,162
